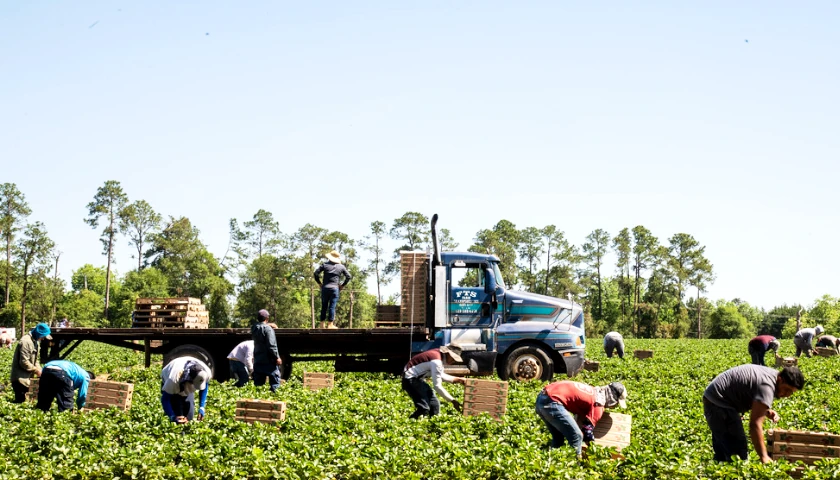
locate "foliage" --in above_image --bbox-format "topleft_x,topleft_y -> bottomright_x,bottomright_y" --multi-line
707,304 -> 753,339
0,182 -> 31,308
3,339 -> 840,478
119,199 -> 161,271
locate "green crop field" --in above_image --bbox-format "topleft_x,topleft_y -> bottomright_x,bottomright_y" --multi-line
2,339 -> 840,479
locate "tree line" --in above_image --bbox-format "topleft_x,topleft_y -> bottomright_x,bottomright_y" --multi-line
0,181 -> 835,339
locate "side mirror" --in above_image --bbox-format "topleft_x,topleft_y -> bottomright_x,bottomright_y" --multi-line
484,268 -> 497,294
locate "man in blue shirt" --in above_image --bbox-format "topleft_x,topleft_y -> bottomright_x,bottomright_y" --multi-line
313,250 -> 352,329
36,360 -> 92,412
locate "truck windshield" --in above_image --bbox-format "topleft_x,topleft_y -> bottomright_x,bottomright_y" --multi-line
492,263 -> 505,288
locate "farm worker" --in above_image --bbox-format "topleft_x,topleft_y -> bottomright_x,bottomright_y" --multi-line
9,323 -> 51,403
252,309 -> 282,392
535,381 -> 628,455
35,360 -> 93,412
793,325 -> 823,358
603,332 -> 625,359
401,344 -> 466,419
0,332 -> 11,348
227,340 -> 254,387
161,356 -> 211,424
747,335 -> 780,366
703,364 -> 804,463
816,335 -> 840,354
313,250 -> 352,329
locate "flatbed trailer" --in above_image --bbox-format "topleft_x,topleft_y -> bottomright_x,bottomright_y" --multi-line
46,327 -> 427,381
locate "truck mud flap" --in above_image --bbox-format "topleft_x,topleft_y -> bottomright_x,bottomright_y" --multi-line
563,351 -> 585,377
463,351 -> 497,376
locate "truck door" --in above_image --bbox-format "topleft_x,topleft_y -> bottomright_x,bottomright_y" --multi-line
445,260 -> 500,375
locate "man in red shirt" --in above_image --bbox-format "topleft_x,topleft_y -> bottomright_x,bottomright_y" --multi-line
747,335 -> 780,366
535,381 -> 628,454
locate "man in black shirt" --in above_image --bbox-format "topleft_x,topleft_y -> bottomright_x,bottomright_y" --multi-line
313,250 -> 352,329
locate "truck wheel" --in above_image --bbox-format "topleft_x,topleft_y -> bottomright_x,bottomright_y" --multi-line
280,352 -> 292,381
501,346 -> 553,382
164,344 -> 215,377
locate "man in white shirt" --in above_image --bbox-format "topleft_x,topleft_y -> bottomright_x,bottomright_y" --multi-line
161,356 -> 211,424
227,340 -> 254,387
401,344 -> 466,418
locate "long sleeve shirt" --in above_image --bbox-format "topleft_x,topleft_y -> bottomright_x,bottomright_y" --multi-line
11,333 -> 40,386
227,340 -> 255,374
795,328 -> 817,346
403,349 -> 457,402
43,360 -> 90,409
160,357 -> 210,420
314,262 -> 352,289
252,323 -> 279,365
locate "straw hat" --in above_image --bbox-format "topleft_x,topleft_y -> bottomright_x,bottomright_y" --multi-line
439,343 -> 463,363
326,250 -> 342,264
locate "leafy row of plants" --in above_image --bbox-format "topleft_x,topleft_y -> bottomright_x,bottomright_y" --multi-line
2,339 -> 840,479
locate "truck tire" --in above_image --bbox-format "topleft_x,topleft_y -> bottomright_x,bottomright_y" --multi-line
280,352 -> 292,381
500,346 -> 554,382
163,344 -> 216,377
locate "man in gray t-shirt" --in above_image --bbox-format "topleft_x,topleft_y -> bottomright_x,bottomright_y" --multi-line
703,364 -> 804,463
603,332 -> 625,359
794,326 -> 824,357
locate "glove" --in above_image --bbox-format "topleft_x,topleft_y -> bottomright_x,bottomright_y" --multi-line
198,407 -> 205,419
582,424 -> 595,443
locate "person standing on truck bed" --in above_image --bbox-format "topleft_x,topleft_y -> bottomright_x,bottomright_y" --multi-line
252,309 -> 282,392
313,250 -> 351,329
535,380 -> 628,455
703,364 -> 804,463
747,335 -> 780,366
793,325 -> 823,358
603,332 -> 625,359
401,344 -> 466,419
161,356 -> 211,424
36,360 -> 93,413
10,323 -> 51,403
227,340 -> 254,388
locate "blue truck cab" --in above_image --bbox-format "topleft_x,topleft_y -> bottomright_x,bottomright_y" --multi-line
410,215 -> 586,381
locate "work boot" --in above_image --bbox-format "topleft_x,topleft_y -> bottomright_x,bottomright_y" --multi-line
328,322 -> 338,329
318,322 -> 325,329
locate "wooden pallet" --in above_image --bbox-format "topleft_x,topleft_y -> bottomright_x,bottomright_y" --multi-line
463,378 -> 508,420
235,399 -> 286,424
303,372 -> 334,391
775,356 -> 798,367
815,347 -> 837,357
136,297 -> 202,305
374,305 -> 403,328
584,360 -> 601,372
634,350 -> 654,360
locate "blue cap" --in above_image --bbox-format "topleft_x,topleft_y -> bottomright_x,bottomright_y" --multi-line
31,323 -> 52,340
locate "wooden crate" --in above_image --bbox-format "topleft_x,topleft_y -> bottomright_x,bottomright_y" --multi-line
400,252 -> 428,327
775,356 -> 798,367
374,305 -> 402,328
235,399 -> 287,424
815,347 -> 837,357
133,297 -> 209,329
87,380 -> 134,410
303,372 -> 334,391
768,429 -> 840,466
634,350 -> 654,360
584,360 -> 600,372
463,378 -> 508,420
592,412 -> 632,450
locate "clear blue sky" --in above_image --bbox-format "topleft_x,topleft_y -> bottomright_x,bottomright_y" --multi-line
2,1 -> 838,310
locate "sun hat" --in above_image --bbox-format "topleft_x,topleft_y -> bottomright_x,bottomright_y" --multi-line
326,250 -> 342,264
32,323 -> 52,341
439,343 -> 463,363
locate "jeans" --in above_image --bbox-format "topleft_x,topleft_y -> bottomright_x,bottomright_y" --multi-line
402,376 -> 440,419
166,391 -> 195,420
535,392 -> 583,454
229,360 -> 250,387
37,368 -> 75,412
320,287 -> 339,322
704,398 -> 748,462
11,380 -> 28,403
748,345 -> 766,365
253,362 -> 282,392
604,339 -> 625,359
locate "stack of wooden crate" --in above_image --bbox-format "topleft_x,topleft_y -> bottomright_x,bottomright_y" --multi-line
374,305 -> 401,328
133,297 -> 209,329
235,399 -> 287,425
463,378 -> 508,420
400,252 -> 428,327
303,372 -> 334,391
768,428 -> 840,475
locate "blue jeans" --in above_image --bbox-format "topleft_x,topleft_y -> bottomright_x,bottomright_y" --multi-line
402,376 -> 440,418
320,287 -> 339,322
253,362 -> 282,392
229,360 -> 250,387
535,392 -> 583,454
704,398 -> 748,462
